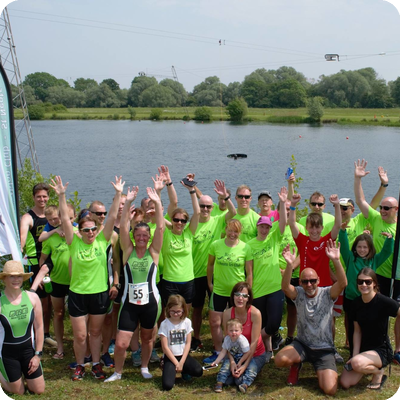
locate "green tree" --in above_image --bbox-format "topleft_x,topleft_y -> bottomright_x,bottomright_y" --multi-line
139,85 -> 178,107
307,97 -> 324,121
27,104 -> 45,120
226,97 -> 248,121
240,78 -> 269,107
192,76 -> 226,106
149,108 -> 163,120
194,106 -> 213,121
101,78 -> 120,92
46,86 -> 85,108
127,106 -> 136,120
270,79 -> 307,108
128,76 -> 158,107
160,79 -> 188,106
24,72 -> 63,102
74,78 -> 98,92
223,82 -> 241,105
85,84 -> 121,108
390,77 -> 400,106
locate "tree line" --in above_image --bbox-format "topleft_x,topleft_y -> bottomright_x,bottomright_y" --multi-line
13,66 -> 400,111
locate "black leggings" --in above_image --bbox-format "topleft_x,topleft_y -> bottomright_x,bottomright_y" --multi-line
253,290 -> 284,335
162,354 -> 203,390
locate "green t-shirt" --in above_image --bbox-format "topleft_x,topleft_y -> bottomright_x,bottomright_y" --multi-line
325,213 -> 367,248
209,239 -> 253,296
247,227 -> 284,298
69,231 -> 109,294
211,202 -> 228,217
193,215 -> 225,278
232,209 -> 259,243
299,212 -> 335,236
162,227 -> 194,282
42,229 -> 78,285
367,206 -> 397,279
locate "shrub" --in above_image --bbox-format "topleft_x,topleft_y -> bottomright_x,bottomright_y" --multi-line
182,115 -> 191,121
226,97 -> 248,121
28,104 -> 45,120
194,106 -> 212,121
150,108 -> 163,120
53,104 -> 68,112
127,106 -> 136,120
307,97 -> 324,122
113,113 -> 119,120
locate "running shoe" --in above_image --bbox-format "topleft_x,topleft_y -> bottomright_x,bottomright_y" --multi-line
284,336 -> 294,346
108,339 -> 116,356
44,335 -> 58,348
104,372 -> 122,382
214,382 -> 223,393
287,362 -> 302,386
393,352 -> 400,365
101,352 -> 115,368
238,383 -> 248,393
272,332 -> 284,351
92,363 -> 106,379
150,349 -> 160,363
71,365 -> 85,381
68,355 -> 92,370
190,337 -> 203,352
131,348 -> 142,367
203,351 -> 219,364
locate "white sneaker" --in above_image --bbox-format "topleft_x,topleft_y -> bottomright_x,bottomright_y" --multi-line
44,336 -> 57,347
104,372 -> 122,382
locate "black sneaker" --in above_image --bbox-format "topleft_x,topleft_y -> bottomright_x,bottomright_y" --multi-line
91,363 -> 106,379
72,365 -> 85,381
272,332 -> 284,351
284,336 -> 294,346
190,337 -> 203,352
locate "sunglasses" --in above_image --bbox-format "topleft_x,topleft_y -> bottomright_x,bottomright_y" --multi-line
340,206 -> 350,211
357,279 -> 373,286
173,218 -> 188,224
379,205 -> 395,211
170,310 -> 183,315
80,226 -> 97,233
237,195 -> 251,199
301,278 -> 318,285
91,211 -> 108,216
200,204 -> 213,209
310,202 -> 324,207
234,292 -> 250,299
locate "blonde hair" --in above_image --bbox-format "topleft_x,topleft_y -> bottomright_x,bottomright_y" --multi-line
165,294 -> 188,320
225,219 -> 242,234
226,318 -> 242,331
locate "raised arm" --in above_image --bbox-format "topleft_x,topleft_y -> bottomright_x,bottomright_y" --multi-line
49,176 -> 73,245
281,244 -> 298,300
103,176 -> 125,241
120,186 -> 138,262
277,186 -> 288,234
354,159 -> 370,218
147,187 -> 165,255
159,165 -> 178,217
329,194 -> 342,240
287,173 -> 295,200
326,240 -> 347,300
152,173 -> 165,198
369,166 -> 388,209
183,181 -> 200,235
289,193 -> 301,239
214,179 -> 236,221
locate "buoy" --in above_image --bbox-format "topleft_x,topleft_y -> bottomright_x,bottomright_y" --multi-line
201,121 -> 204,124
299,135 -> 302,138
346,137 -> 349,140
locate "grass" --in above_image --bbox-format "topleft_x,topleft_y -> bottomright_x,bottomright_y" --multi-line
6,310 -> 400,400
13,107 -> 400,126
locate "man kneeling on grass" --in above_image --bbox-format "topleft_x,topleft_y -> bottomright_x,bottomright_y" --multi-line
274,241 -> 347,396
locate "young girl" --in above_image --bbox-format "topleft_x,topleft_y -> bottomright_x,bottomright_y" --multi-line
158,295 -> 203,390
338,228 -> 393,354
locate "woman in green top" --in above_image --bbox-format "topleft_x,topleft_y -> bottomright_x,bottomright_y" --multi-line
105,186 -> 164,382
339,227 -> 393,355
51,175 -> 124,381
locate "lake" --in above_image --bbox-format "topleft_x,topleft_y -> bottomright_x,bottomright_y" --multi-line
31,120 -> 400,213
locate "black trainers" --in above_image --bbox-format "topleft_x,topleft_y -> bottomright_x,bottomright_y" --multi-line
190,337 -> 203,352
91,363 -> 106,379
284,336 -> 294,346
72,365 -> 85,381
272,332 -> 284,351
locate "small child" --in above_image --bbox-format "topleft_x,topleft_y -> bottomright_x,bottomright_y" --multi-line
212,318 -> 250,393
158,295 -> 203,391
39,205 -> 61,242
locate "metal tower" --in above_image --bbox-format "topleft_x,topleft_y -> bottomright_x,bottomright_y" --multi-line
0,7 -> 40,172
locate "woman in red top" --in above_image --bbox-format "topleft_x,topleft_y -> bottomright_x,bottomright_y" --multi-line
221,282 -> 267,393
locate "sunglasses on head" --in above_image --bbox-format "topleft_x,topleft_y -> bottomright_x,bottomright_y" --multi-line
379,205 -> 395,211
91,211 -> 107,216
357,279 -> 373,286
199,204 -> 213,209
301,278 -> 318,285
81,226 -> 97,233
237,195 -> 251,199
234,292 -> 249,299
310,202 -> 324,207
173,218 -> 188,224
340,206 -> 350,211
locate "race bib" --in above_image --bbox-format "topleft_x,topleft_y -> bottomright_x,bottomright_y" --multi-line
169,329 -> 186,345
128,282 -> 149,305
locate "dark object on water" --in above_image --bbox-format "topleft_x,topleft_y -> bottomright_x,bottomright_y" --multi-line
227,154 -> 247,160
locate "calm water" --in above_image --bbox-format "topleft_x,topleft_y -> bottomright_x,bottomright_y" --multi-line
31,120 -> 400,213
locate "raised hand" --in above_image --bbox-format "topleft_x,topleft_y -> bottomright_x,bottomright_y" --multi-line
354,159 -> 370,179
126,186 -> 139,202
152,174 -> 165,192
325,239 -> 340,261
214,179 -> 227,198
381,231 -> 393,239
287,173 -> 295,183
278,186 -> 288,203
111,175 -> 125,193
49,175 -> 69,195
128,205 -> 137,221
340,221 -> 349,230
291,193 -> 301,205
282,244 -> 296,265
146,187 -> 161,203
378,166 -> 388,186
158,165 -> 171,183
329,194 -> 339,205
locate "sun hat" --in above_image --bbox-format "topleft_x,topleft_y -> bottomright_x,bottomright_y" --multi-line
0,260 -> 33,281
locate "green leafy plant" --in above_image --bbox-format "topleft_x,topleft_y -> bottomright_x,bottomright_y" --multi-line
150,108 -> 163,120
194,106 -> 212,121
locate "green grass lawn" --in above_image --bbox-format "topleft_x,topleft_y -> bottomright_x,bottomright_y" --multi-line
6,311 -> 400,400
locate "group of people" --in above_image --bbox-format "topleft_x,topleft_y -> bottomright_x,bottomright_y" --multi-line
1,159 -> 399,395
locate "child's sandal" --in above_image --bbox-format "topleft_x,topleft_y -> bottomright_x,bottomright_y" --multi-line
214,382 -> 223,393
53,352 -> 65,360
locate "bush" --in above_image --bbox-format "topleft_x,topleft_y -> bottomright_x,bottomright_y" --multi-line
150,108 -> 163,120
127,106 -> 136,120
28,104 -> 45,120
226,97 -> 248,121
307,97 -> 324,122
113,113 -> 119,120
53,104 -> 68,112
194,106 -> 212,121
182,115 -> 191,121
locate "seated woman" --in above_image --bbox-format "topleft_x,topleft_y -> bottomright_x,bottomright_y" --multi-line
220,282 -> 267,393
340,268 -> 400,390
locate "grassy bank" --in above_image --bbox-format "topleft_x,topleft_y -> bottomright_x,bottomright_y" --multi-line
7,312 -> 400,400
13,107 -> 400,127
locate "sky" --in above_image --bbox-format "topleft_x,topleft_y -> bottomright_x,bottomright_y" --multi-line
1,0 -> 400,91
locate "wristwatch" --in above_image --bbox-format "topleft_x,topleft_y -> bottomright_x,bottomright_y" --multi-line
35,351 -> 43,358
113,283 -> 121,289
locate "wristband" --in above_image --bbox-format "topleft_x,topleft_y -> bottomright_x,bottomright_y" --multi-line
381,183 -> 388,187
189,190 -> 196,194
28,289 -> 36,293
290,206 -> 296,211
166,182 -> 173,187
35,351 -> 43,358
224,195 -> 231,201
